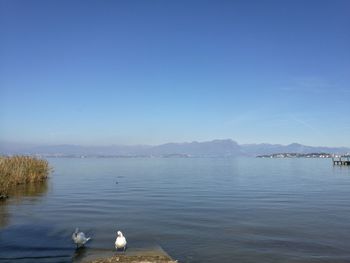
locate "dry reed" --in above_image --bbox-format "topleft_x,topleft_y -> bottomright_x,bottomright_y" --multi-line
0,156 -> 51,198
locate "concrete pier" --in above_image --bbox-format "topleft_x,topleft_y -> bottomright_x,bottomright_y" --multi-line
332,156 -> 350,166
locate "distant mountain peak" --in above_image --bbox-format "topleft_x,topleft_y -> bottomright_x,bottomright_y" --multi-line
211,138 -> 237,143
288,143 -> 303,147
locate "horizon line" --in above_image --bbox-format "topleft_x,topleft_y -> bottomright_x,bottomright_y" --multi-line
1,139 -> 349,149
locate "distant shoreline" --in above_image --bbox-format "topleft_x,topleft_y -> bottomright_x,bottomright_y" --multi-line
257,153 -> 339,158
2,139 -> 349,158
1,153 -> 344,159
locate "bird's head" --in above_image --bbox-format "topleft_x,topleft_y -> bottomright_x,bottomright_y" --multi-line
117,231 -> 123,237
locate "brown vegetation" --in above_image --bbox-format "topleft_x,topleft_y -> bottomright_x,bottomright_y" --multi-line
0,156 -> 51,199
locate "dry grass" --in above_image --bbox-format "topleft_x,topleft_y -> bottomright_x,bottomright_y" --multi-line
0,156 -> 51,198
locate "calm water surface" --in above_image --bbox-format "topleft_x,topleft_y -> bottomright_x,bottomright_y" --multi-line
1,158 -> 350,262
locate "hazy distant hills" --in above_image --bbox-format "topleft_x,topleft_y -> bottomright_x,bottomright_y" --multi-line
148,139 -> 242,156
1,139 -> 349,157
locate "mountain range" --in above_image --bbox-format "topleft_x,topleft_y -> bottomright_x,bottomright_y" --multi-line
1,139 -> 349,157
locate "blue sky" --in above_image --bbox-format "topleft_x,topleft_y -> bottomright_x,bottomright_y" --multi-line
1,0 -> 349,147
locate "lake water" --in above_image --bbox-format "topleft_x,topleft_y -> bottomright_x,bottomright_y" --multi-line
1,158 -> 350,263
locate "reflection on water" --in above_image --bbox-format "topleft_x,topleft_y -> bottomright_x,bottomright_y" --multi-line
8,180 -> 48,200
0,205 -> 8,228
0,181 -> 48,228
72,247 -> 88,262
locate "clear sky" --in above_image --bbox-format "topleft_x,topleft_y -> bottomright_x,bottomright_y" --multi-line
1,0 -> 349,147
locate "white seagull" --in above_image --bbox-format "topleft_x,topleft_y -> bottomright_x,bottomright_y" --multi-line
72,228 -> 91,248
115,231 -> 127,251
